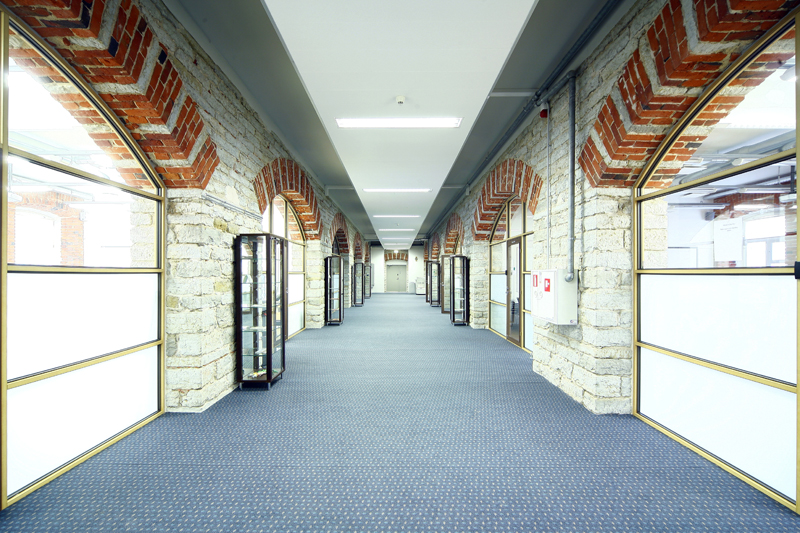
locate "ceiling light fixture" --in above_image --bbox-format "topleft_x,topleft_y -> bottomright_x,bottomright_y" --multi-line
363,188 -> 430,193
378,229 -> 416,232
372,215 -> 420,218
336,117 -> 462,129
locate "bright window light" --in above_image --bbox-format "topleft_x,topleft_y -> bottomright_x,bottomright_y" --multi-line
372,215 -> 419,218
337,118 -> 462,128
363,188 -> 431,193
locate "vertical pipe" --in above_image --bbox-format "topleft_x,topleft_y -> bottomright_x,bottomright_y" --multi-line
546,101 -> 551,270
566,73 -> 577,282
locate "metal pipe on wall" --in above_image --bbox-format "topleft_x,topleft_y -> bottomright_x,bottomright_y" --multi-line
566,73 -> 577,283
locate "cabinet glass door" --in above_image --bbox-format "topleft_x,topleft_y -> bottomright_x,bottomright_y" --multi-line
353,263 -> 364,307
451,255 -> 469,325
325,255 -> 344,325
365,263 -> 371,299
270,236 -> 285,378
441,255 -> 451,314
430,261 -> 440,307
426,261 -> 432,302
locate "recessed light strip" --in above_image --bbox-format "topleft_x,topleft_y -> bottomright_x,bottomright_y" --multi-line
363,188 -> 430,193
372,215 -> 419,218
378,229 -> 416,232
337,118 -> 462,129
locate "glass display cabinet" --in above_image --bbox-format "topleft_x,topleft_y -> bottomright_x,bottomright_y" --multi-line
451,255 -> 469,325
234,234 -> 286,388
365,263 -> 372,299
426,261 -> 433,302
353,262 -> 364,307
430,260 -> 440,307
325,255 -> 344,325
440,255 -> 451,315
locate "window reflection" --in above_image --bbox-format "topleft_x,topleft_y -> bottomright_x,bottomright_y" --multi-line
641,159 -> 796,268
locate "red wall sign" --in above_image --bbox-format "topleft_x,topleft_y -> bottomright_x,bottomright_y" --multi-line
544,279 -> 551,292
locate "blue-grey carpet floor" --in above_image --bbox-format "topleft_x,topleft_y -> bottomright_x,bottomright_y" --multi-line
1,293 -> 799,532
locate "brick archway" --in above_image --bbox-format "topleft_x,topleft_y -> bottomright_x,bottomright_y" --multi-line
472,159 -> 542,241
2,0 -> 221,189
253,158 -> 322,240
578,0 -> 798,188
353,233 -> 363,261
444,213 -> 464,255
329,212 -> 350,253
429,233 -> 441,261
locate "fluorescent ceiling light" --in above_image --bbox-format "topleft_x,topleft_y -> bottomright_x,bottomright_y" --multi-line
363,188 -> 431,193
373,215 -> 420,218
336,117 -> 462,128
378,229 -> 415,232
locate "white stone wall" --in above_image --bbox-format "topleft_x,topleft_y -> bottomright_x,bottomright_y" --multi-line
428,0 -> 673,414
138,0 -> 363,412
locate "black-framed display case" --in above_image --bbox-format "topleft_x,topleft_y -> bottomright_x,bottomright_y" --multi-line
365,263 -> 371,299
325,255 -> 344,325
429,260 -> 440,307
440,255 -> 451,315
425,261 -> 432,302
353,262 -> 364,307
234,233 -> 286,388
451,255 -> 469,325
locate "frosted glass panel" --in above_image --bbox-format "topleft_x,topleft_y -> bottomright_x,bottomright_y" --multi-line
640,274 -> 796,383
524,313 -> 533,351
288,302 -> 304,336
490,274 -> 506,302
490,302 -> 506,335
7,347 -> 158,495
288,273 -> 304,304
640,348 -> 796,499
7,273 -> 158,379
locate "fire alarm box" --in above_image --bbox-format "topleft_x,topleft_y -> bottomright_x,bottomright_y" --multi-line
530,269 -> 578,325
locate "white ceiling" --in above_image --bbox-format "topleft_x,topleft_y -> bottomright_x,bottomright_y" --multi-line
262,0 -> 538,248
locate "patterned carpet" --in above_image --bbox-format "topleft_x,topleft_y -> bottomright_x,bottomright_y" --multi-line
1,293 -> 799,532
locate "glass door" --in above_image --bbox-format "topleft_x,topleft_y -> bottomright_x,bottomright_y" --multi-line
507,237 -> 521,346
353,263 -> 364,307
451,255 -> 469,325
325,255 -> 343,325
440,255 -> 451,314
430,261 -> 440,307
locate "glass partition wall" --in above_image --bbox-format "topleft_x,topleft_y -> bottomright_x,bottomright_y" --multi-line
262,196 -> 305,338
489,196 -> 532,349
0,9 -> 166,508
633,12 -> 799,512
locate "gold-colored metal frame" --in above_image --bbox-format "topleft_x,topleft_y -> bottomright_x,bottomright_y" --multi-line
488,196 -> 533,351
0,7 -> 166,510
632,8 -> 800,513
268,196 -> 306,339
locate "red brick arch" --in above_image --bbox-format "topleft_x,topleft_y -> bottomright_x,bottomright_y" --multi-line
253,158 -> 322,240
472,159 -> 542,242
353,232 -> 363,261
444,213 -> 464,255
329,212 -> 349,254
384,251 -> 408,261
579,0 -> 798,188
429,233 -> 441,261
1,0 -> 221,189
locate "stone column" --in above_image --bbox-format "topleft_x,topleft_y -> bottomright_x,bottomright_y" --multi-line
305,239 -> 324,328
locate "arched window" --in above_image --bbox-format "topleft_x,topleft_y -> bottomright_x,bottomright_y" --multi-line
488,195 -> 536,351
633,13 -> 797,509
263,195 -> 306,338
1,10 -> 165,507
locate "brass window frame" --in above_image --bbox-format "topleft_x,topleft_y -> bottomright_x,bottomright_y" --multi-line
632,8 -> 800,512
0,6 -> 167,509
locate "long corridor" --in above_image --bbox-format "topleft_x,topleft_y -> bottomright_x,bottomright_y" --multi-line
1,293 -> 798,532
